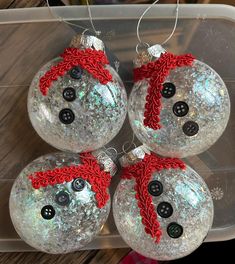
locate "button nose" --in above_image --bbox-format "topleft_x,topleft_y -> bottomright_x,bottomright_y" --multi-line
173,101 -> 189,117
41,205 -> 55,220
157,202 -> 173,218
148,180 -> 163,196
59,108 -> 75,124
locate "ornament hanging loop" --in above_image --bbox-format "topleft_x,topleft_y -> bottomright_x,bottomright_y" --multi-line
46,0 -> 101,36
136,0 -> 180,54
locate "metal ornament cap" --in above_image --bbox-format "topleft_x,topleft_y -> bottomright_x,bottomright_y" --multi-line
92,149 -> 118,177
70,34 -> 105,51
147,44 -> 166,59
119,145 -> 151,168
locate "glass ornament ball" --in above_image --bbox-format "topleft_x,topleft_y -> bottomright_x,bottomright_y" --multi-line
28,59 -> 127,153
129,59 -> 230,158
9,152 -> 111,254
113,164 -> 214,261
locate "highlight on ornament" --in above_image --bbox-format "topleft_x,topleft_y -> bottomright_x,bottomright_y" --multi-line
28,34 -> 127,153
128,45 -> 230,158
9,151 -> 116,254
113,145 -> 214,261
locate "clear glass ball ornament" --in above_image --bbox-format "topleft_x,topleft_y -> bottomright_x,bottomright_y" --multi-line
28,36 -> 127,153
9,152 -> 111,254
129,57 -> 230,158
113,148 -> 214,261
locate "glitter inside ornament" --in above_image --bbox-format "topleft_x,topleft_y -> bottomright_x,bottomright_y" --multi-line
28,35 -> 127,153
129,49 -> 230,158
113,147 -> 214,260
9,152 -> 113,254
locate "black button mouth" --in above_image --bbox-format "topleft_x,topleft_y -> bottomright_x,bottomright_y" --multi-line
72,178 -> 86,192
148,180 -> 163,196
167,222 -> 183,238
63,87 -> 76,102
41,205 -> 55,220
173,101 -> 189,117
157,202 -> 173,218
69,66 -> 83,79
59,108 -> 75,124
55,191 -> 70,206
183,121 -> 199,136
161,83 -> 176,98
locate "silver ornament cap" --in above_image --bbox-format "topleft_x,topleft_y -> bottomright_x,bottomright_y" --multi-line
92,149 -> 118,176
70,34 -> 105,51
147,44 -> 166,58
119,145 -> 151,168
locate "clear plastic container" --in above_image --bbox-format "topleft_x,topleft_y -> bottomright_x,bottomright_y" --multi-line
0,4 -> 235,251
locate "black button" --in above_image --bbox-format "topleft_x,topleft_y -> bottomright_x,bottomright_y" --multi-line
161,83 -> 176,98
69,66 -> 83,79
59,108 -> 75,124
63,87 -> 76,102
173,101 -> 189,117
167,222 -> 183,238
148,180 -> 163,196
183,121 -> 199,136
41,205 -> 55,220
157,202 -> 173,218
55,191 -> 70,206
72,178 -> 86,192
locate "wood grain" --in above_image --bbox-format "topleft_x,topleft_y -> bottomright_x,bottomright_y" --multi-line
0,249 -> 130,264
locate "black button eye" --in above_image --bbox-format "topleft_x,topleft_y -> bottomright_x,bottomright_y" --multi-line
183,121 -> 199,136
173,101 -> 189,117
63,87 -> 76,102
41,205 -> 55,220
167,222 -> 183,238
55,191 -> 70,206
157,202 -> 173,218
72,178 -> 86,192
161,83 -> 176,98
59,108 -> 75,124
148,180 -> 163,196
69,66 -> 83,79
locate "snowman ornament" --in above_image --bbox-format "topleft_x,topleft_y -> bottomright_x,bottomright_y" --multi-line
128,45 -> 230,158
9,151 -> 116,254
113,145 -> 214,260
27,34 -> 127,153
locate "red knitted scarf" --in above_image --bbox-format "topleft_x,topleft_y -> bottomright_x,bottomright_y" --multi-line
39,48 -> 113,96
29,152 -> 111,208
134,52 -> 195,130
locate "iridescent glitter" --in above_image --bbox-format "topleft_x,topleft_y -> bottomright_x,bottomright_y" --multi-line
28,58 -> 127,153
113,164 -> 214,261
9,152 -> 110,254
129,60 -> 230,158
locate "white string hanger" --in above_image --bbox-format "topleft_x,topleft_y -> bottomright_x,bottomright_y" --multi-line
136,0 -> 180,52
46,0 -> 100,36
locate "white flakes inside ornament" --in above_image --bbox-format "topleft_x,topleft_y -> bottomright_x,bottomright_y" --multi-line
129,59 -> 230,158
113,163 -> 214,261
28,54 -> 127,153
9,152 -> 111,254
